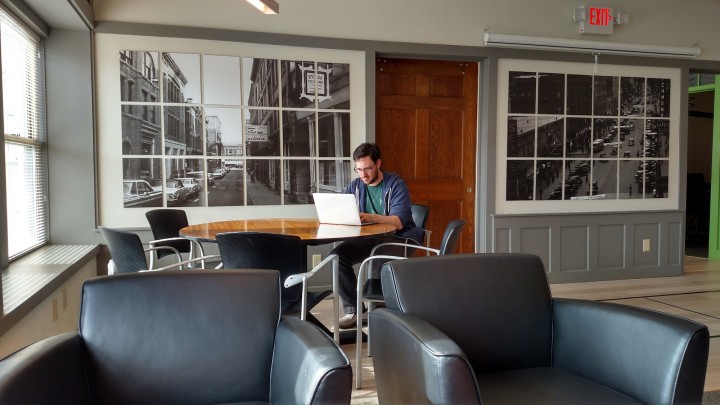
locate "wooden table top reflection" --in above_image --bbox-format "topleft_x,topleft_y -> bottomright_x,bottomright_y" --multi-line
179,218 -> 396,244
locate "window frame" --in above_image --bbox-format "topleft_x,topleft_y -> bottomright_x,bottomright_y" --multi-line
1,5 -> 50,263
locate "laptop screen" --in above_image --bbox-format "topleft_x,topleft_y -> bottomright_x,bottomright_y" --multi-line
312,193 -> 365,226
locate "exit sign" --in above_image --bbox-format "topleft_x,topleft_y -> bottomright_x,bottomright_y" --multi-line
578,5 -> 615,35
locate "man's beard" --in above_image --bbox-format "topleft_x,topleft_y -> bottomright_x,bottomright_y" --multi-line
365,174 -> 378,185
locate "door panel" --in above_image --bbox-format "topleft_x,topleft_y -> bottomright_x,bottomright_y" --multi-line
376,58 -> 477,253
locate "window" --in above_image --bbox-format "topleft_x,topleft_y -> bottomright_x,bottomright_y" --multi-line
1,7 -> 48,259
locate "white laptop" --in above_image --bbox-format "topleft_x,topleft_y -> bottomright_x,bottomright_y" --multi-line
313,193 -> 370,226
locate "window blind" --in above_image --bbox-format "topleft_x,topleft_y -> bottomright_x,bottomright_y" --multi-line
1,6 -> 48,259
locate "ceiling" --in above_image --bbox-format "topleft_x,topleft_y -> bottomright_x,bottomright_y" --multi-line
23,0 -> 90,31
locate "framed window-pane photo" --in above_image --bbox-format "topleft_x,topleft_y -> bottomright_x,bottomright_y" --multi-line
318,159 -> 352,192
122,157 -> 162,208
120,51 -> 159,103
109,42 -> 362,219
318,111 -> 350,157
122,104 -> 161,155
317,62 -> 350,110
284,159 -> 315,204
165,157 -> 204,207
207,158 -> 244,206
246,159 -> 281,205
497,59 -> 680,214
243,57 -> 279,107
203,54 -> 241,105
162,52 -> 201,104
283,110 -> 315,157
244,109 -> 280,156
281,60 -> 315,109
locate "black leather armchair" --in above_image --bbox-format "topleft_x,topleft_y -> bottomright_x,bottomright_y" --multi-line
370,253 -> 709,404
0,270 -> 352,404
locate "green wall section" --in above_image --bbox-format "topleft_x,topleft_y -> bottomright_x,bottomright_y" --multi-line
711,80 -> 720,259
691,76 -> 720,260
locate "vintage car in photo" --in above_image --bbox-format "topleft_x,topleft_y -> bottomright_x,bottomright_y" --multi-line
166,179 -> 192,205
187,171 -> 214,187
147,178 -> 163,192
123,179 -> 162,208
177,177 -> 202,197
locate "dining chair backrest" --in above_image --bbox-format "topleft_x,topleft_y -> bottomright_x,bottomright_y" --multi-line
99,226 -> 148,274
411,204 -> 429,230
354,217 -> 468,389
215,232 -> 304,306
410,203 -> 430,245
439,219 -> 466,255
145,209 -> 192,259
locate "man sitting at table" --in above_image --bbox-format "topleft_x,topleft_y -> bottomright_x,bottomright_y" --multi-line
331,142 -> 423,329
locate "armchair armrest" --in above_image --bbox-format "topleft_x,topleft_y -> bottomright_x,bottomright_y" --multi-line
552,298 -> 709,405
0,333 -> 91,404
271,317 -> 351,404
369,308 -> 481,404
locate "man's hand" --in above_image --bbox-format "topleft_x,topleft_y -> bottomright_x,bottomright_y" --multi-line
360,213 -> 402,230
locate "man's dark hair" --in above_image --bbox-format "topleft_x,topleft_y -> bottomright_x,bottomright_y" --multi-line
353,142 -> 381,162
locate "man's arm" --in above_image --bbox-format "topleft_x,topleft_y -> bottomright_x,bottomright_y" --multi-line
360,212 -> 402,229
360,174 -> 411,230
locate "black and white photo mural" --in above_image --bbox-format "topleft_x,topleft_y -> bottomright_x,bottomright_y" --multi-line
119,50 -> 352,208
498,59 -> 679,214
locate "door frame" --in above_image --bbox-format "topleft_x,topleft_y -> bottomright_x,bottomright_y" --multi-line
688,74 -> 720,259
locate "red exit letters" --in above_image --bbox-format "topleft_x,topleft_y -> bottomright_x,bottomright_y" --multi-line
589,7 -> 612,26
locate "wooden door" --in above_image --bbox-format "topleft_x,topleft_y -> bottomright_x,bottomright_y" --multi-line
376,58 -> 477,253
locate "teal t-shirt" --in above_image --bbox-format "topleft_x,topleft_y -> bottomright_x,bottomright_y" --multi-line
365,182 -> 384,214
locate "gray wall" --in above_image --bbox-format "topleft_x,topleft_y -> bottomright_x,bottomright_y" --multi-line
41,20 -> 720,284
45,29 -> 99,245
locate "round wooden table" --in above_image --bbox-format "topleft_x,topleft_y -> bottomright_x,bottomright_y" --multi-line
179,218 -> 396,244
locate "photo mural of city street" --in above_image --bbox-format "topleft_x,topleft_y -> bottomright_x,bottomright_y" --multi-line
119,50 -> 353,208
506,70 -> 670,202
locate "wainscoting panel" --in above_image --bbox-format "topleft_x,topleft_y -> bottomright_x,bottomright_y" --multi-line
559,226 -> 588,273
494,228 -> 511,253
597,224 -> 626,271
491,211 -> 684,283
669,221 -> 683,266
634,223 -> 661,268
521,227 -> 551,272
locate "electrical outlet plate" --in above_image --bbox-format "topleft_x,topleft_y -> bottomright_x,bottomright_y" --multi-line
642,239 -> 651,252
312,254 -> 322,267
